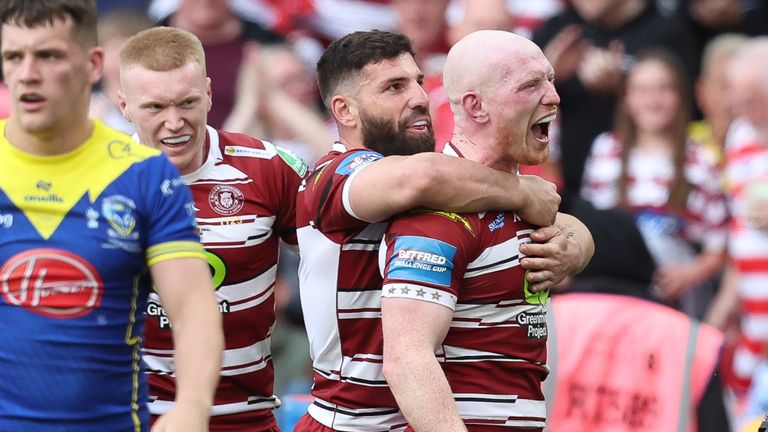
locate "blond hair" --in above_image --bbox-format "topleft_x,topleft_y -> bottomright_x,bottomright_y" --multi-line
119,26 -> 206,76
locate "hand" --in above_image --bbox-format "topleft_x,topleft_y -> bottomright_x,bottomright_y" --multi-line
516,175 -> 560,227
519,225 -> 581,292
746,182 -> 768,229
652,264 -> 701,301
690,0 -> 743,29
577,41 -> 625,95
544,25 -> 589,83
151,404 -> 209,432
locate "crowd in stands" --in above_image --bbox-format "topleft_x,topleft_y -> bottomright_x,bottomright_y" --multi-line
4,0 -> 768,430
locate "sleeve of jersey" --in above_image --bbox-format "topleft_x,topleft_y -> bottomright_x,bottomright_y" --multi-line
380,213 -> 472,311
305,150 -> 383,236
273,145 -> 308,245
139,155 -> 205,266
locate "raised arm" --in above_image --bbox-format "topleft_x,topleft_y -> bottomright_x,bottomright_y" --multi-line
150,257 -> 224,432
519,212 -> 595,292
348,152 -> 560,226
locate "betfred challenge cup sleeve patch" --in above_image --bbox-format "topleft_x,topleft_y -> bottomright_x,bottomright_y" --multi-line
386,236 -> 456,287
335,151 -> 383,176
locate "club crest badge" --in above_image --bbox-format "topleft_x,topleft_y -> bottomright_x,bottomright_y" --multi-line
208,185 -> 245,215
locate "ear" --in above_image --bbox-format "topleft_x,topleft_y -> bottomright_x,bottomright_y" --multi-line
330,95 -> 357,128
87,46 -> 105,86
117,89 -> 131,122
461,92 -> 489,124
206,76 -> 213,113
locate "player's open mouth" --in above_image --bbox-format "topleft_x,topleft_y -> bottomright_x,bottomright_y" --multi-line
160,135 -> 192,147
531,113 -> 556,143
405,118 -> 430,132
19,93 -> 45,109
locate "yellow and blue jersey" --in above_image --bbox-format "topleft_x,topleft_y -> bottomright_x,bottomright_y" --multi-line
0,120 -> 204,431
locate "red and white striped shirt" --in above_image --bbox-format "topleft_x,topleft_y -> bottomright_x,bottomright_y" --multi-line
297,143 -> 407,431
379,143 -> 548,430
141,127 -> 305,429
581,132 -> 728,253
723,119 -> 768,381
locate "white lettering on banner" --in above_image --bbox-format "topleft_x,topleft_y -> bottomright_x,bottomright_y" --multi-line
396,249 -> 447,265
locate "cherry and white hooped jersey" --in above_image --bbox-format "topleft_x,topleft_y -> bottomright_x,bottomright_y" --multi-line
581,132 -> 729,252
722,119 -> 768,380
297,143 -> 408,431
139,127 -> 306,427
379,144 -> 548,431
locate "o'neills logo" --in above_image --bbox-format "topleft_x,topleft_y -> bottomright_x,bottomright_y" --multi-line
208,184 -> 245,216
0,248 -> 103,318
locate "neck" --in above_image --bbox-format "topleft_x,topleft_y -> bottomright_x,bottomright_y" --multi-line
450,128 -> 517,173
5,115 -> 93,157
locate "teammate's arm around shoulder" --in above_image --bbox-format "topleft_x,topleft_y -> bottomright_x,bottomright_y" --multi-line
347,152 -> 560,225
150,258 -> 224,432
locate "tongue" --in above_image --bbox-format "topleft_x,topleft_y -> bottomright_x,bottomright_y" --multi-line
532,123 -> 547,140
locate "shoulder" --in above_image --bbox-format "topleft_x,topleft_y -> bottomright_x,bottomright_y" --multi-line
390,209 -> 479,242
217,129 -> 308,177
330,148 -> 384,176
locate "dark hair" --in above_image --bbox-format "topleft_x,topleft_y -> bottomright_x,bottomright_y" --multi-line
614,48 -> 692,214
0,0 -> 97,47
316,30 -> 414,107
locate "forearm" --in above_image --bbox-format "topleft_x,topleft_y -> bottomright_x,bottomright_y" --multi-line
554,212 -> 594,274
691,249 -> 727,284
705,264 -> 740,330
153,258 -> 224,410
413,154 -> 527,213
265,90 -> 333,158
383,350 -> 466,432
170,296 -> 223,409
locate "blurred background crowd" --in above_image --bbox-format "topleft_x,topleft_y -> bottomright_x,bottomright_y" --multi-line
5,0 -> 768,429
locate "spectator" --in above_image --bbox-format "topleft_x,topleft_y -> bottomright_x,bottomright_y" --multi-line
690,33 -> 748,167
392,0 -> 450,75
89,9 -> 152,134
157,0 -> 284,128
224,43 -> 332,165
546,292 -> 730,432
580,49 -> 729,319
533,0 -> 697,205
714,37 -> 768,394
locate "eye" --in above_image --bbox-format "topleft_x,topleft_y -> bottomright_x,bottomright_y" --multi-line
2,52 -> 21,63
387,82 -> 403,92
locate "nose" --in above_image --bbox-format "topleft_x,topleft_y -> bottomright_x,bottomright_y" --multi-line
163,107 -> 184,131
542,82 -> 560,107
18,56 -> 41,84
409,81 -> 430,110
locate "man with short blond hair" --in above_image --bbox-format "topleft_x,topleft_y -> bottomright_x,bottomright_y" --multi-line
119,26 -> 306,431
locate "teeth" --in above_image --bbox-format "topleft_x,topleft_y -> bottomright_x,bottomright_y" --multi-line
535,113 -> 557,124
411,120 -> 428,127
22,94 -> 42,101
161,135 -> 191,145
